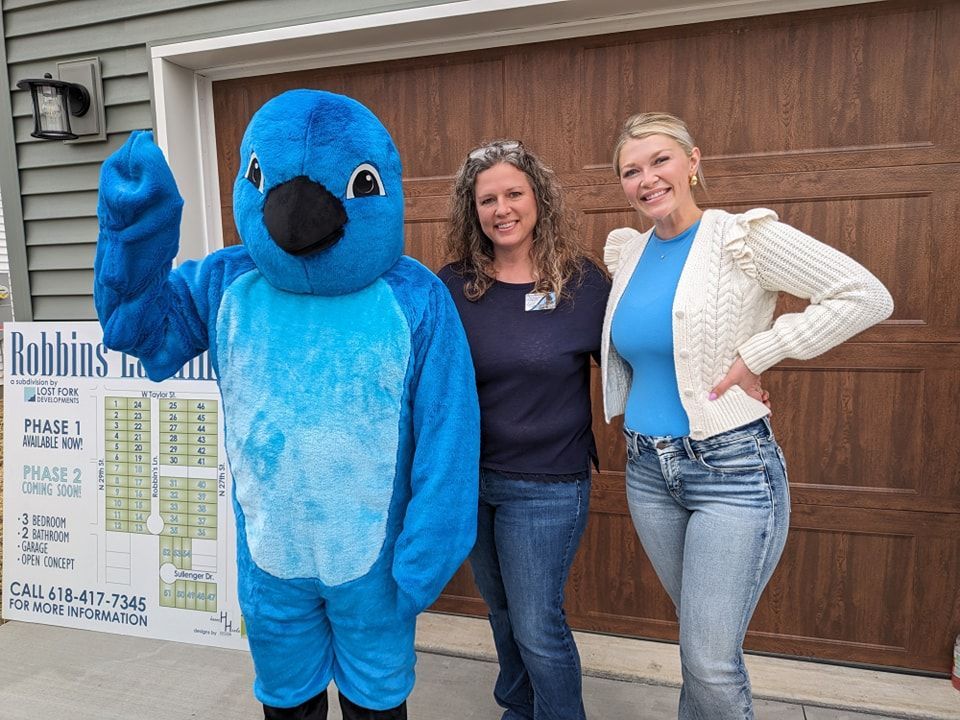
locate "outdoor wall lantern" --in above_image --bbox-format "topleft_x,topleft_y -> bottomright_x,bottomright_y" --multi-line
16,57 -> 106,143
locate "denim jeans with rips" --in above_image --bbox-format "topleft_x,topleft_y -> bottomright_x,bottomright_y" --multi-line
623,418 -> 790,720
469,468 -> 591,720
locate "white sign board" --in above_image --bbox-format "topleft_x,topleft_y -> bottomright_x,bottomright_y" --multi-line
2,322 -> 245,649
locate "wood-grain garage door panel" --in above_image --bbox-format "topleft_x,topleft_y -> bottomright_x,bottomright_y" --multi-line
757,527 -> 914,649
770,368 -> 922,492
580,7 -> 937,165
404,220 -> 447,273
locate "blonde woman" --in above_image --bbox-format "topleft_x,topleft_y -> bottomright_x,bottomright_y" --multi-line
602,113 -> 893,719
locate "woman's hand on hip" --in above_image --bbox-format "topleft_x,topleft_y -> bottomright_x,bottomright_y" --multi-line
710,357 -> 771,412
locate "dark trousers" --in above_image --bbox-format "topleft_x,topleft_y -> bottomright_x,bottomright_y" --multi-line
264,690 -> 407,720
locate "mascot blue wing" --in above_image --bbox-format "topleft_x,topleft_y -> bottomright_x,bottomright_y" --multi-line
94,130 -> 255,380
386,259 -> 480,615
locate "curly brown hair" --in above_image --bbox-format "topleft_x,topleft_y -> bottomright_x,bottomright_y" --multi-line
446,140 -> 595,302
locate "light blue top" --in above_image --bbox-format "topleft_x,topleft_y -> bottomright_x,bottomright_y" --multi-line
611,219 -> 700,436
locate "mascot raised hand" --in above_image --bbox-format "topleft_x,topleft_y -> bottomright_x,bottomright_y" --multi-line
94,89 -> 480,720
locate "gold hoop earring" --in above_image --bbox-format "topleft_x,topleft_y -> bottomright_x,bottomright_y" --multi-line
690,175 -> 699,187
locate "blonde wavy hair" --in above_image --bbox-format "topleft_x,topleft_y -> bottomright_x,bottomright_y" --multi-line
612,112 -> 706,189
446,140 -> 592,302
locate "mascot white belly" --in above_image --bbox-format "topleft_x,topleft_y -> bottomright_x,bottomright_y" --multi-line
218,272 -> 409,583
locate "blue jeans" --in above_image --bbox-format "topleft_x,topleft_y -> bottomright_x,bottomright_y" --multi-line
623,418 -> 790,720
469,468 -> 591,720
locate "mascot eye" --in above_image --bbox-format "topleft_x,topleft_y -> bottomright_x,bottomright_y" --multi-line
346,163 -> 385,199
244,152 -> 265,193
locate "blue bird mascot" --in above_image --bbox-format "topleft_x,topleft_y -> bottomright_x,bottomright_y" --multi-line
94,90 -> 480,720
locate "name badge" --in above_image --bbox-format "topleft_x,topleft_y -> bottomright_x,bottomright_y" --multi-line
525,292 -> 556,312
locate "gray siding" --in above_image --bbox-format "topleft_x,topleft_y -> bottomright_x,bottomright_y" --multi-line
0,0 -> 445,321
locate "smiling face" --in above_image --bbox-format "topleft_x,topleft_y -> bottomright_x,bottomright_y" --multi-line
473,162 -> 538,259
618,134 -> 701,236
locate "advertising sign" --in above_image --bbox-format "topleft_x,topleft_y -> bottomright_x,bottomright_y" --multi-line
2,322 -> 245,649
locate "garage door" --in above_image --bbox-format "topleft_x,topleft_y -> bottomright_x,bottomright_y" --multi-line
212,0 -> 960,673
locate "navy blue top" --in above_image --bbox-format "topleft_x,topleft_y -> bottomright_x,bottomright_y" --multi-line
612,219 -> 700,436
439,259 -> 610,477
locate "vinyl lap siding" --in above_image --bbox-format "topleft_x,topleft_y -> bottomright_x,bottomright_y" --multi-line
2,0 -> 442,321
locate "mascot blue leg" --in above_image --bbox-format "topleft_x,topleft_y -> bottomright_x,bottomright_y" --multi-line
236,500 -> 414,716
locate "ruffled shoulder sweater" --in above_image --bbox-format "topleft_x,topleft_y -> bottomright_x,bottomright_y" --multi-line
601,208 -> 894,440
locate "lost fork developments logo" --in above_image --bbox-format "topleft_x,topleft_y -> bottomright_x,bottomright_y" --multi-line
21,382 -> 79,404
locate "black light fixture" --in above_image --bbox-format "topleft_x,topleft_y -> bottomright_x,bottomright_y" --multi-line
17,73 -> 89,140
16,57 -> 106,143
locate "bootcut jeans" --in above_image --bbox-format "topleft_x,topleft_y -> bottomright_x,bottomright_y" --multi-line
469,467 -> 591,720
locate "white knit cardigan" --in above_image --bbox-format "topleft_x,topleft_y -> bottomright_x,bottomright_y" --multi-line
601,208 -> 894,440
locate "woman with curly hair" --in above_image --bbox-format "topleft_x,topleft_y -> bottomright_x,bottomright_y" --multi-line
438,140 -> 609,720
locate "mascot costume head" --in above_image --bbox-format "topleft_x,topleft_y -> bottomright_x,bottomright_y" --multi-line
232,90 -> 403,295
95,90 -> 480,720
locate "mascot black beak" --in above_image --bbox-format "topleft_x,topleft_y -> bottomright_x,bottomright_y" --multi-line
264,176 -> 347,256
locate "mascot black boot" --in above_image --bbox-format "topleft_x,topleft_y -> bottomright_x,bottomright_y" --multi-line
339,693 -> 407,720
264,690 -> 329,719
